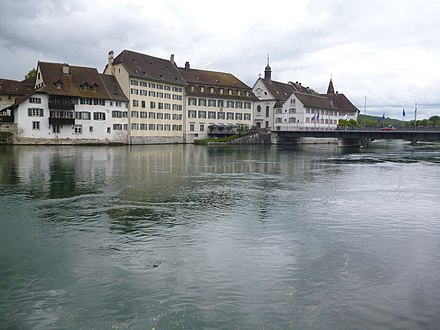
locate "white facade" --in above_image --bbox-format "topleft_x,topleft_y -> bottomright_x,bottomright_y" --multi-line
14,92 -> 129,144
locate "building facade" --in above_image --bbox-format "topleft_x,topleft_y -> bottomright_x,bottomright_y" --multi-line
178,61 -> 255,142
104,50 -> 187,144
12,62 -> 129,144
253,61 -> 358,131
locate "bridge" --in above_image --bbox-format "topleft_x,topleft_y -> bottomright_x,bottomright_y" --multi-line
271,127 -> 440,145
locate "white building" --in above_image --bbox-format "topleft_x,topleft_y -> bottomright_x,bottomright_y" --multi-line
12,62 -> 129,144
253,60 -> 358,131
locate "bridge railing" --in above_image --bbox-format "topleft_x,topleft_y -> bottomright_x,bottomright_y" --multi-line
274,125 -> 440,132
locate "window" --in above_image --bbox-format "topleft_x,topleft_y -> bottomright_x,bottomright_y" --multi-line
93,112 -> 106,120
140,123 -> 147,130
157,124 -> 163,131
208,99 -> 216,107
218,112 -> 225,119
235,113 -> 242,120
208,111 -> 216,119
289,108 -> 296,114
157,84 -> 163,90
210,87 -> 214,93
237,90 -> 242,96
107,127 -> 111,133
131,123 -> 139,130
149,124 -> 155,130
150,102 -> 156,109
228,89 -> 233,95
219,88 -> 224,94
198,111 -> 206,118
188,110 -> 196,118
257,105 -> 261,113
236,101 -> 243,109
275,109 -> 283,114
157,113 -> 163,120
28,108 -> 44,117
32,121 -> 40,130
149,91 -> 156,97
148,83 -> 156,88
130,79 -> 139,86
200,86 -> 205,93
218,100 -> 224,107
29,97 -> 41,104
131,111 -> 139,118
200,124 -> 205,132
141,100 -> 146,108
52,124 -> 60,133
157,92 -> 163,98
189,123 -> 195,131
132,100 -> 139,107
227,112 -> 234,120
113,124 -> 123,130
149,112 -> 156,119
158,102 -> 164,109
275,118 -> 282,123
76,111 -> 91,120
93,99 -> 105,106
227,101 -> 234,108
140,111 -> 147,118
198,99 -> 207,106
289,117 -> 296,123
265,106 -> 270,117
244,113 -> 251,121
244,102 -> 251,109
188,98 -> 196,105
165,93 -> 171,99
164,85 -> 171,91
89,126 -> 93,132
130,88 -> 139,95
74,125 -> 82,134
164,113 -> 170,120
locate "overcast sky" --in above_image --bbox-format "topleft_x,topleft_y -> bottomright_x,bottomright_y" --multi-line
1,0 -> 439,119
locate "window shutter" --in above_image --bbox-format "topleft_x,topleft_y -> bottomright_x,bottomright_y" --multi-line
40,109 -> 44,117
28,108 -> 32,116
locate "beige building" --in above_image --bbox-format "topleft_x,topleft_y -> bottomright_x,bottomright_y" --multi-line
178,62 -> 255,142
104,50 -> 187,144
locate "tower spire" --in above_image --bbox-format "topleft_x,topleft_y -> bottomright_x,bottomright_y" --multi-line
327,76 -> 335,94
264,53 -> 272,81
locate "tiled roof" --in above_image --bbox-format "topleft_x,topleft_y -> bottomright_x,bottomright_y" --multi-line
262,79 -> 294,101
112,50 -> 186,86
179,66 -> 255,100
325,93 -> 359,114
37,62 -> 111,99
100,74 -> 128,102
294,92 -> 338,111
0,78 -> 29,96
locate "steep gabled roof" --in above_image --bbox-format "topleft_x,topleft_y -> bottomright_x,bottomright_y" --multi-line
326,93 -> 359,114
99,74 -> 128,102
37,62 -> 111,99
112,49 -> 186,86
0,78 -> 29,96
262,79 -> 294,101
294,92 -> 338,111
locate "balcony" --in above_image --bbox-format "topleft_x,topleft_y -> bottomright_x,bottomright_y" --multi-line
48,101 -> 75,110
49,117 -> 75,126
0,115 -> 14,123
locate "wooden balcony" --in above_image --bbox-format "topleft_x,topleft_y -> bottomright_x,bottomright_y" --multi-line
48,101 -> 75,110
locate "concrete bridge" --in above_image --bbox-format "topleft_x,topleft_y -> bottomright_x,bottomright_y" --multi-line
272,127 -> 440,146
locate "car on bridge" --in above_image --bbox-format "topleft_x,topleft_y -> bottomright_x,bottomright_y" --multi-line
380,126 -> 396,131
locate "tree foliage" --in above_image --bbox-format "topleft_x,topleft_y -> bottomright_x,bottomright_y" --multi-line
25,68 -> 37,79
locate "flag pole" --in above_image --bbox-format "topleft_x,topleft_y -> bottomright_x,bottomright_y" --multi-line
414,103 -> 417,130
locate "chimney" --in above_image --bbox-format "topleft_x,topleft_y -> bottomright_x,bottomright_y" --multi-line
170,54 -> 175,65
108,50 -> 114,65
185,61 -> 190,71
62,63 -> 69,75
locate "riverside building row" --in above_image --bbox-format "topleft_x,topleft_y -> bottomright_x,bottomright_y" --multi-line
0,49 -> 359,144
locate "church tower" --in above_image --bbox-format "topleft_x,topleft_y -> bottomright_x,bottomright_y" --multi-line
264,54 -> 272,81
327,78 -> 335,94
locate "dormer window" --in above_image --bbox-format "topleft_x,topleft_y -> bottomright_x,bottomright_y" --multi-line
228,89 -> 233,95
80,82 -> 89,91
54,79 -> 62,89
246,91 -> 250,97
190,85 -> 195,92
91,82 -> 98,92
200,86 -> 205,93
237,90 -> 242,96
210,87 -> 214,93
219,88 -> 224,94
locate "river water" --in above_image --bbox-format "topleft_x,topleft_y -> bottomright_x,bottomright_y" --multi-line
1,141 -> 440,329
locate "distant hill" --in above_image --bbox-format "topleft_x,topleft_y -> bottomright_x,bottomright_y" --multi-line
357,114 -> 404,127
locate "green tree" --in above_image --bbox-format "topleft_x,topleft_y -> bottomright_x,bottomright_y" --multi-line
429,115 -> 440,126
25,68 -> 37,79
